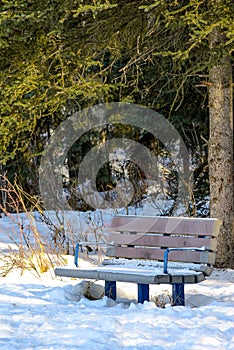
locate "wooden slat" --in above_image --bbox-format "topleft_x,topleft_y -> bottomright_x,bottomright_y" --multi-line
106,246 -> 216,264
55,267 -> 162,284
108,233 -> 218,251
109,216 -> 222,236
54,267 -> 205,284
212,218 -> 223,237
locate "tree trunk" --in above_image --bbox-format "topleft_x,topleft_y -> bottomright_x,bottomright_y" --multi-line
208,27 -> 234,268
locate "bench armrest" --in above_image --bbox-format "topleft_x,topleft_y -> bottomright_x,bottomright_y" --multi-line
74,242 -> 114,267
163,247 -> 206,274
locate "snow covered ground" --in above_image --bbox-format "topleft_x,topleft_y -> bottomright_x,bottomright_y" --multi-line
0,213 -> 233,349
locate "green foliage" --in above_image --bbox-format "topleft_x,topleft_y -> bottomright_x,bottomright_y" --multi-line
0,0 -> 233,215
0,0 -> 117,165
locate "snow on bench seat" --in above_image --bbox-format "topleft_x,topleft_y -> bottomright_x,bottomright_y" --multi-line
55,215 -> 222,306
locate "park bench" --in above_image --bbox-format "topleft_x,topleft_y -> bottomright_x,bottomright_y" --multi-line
55,215 -> 222,306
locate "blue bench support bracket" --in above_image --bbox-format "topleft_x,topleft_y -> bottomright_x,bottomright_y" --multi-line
105,281 -> 117,300
172,284 -> 185,306
164,247 -> 206,274
138,283 -> 149,303
74,243 -> 80,267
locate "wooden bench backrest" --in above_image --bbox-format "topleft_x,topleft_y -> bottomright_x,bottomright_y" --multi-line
106,216 -> 222,265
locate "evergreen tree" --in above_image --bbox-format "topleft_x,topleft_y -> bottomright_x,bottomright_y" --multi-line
0,0 -> 233,266
126,0 -> 234,267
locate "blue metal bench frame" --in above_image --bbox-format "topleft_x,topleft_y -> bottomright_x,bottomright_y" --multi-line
55,216 -> 221,306
74,243 -> 207,306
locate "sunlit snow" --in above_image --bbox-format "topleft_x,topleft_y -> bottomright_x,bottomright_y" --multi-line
0,213 -> 233,350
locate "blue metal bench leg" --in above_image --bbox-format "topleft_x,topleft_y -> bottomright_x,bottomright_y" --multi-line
105,281 -> 116,300
172,284 -> 185,306
138,284 -> 149,303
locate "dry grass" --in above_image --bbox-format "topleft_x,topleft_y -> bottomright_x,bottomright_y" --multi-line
153,291 -> 172,308
0,175 -> 66,277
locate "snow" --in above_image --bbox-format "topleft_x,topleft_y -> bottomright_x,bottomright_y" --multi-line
0,213 -> 233,349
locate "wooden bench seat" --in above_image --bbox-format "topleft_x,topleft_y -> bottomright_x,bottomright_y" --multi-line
55,215 -> 222,306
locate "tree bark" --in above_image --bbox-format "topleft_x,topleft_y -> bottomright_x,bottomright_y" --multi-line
208,27 -> 234,268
